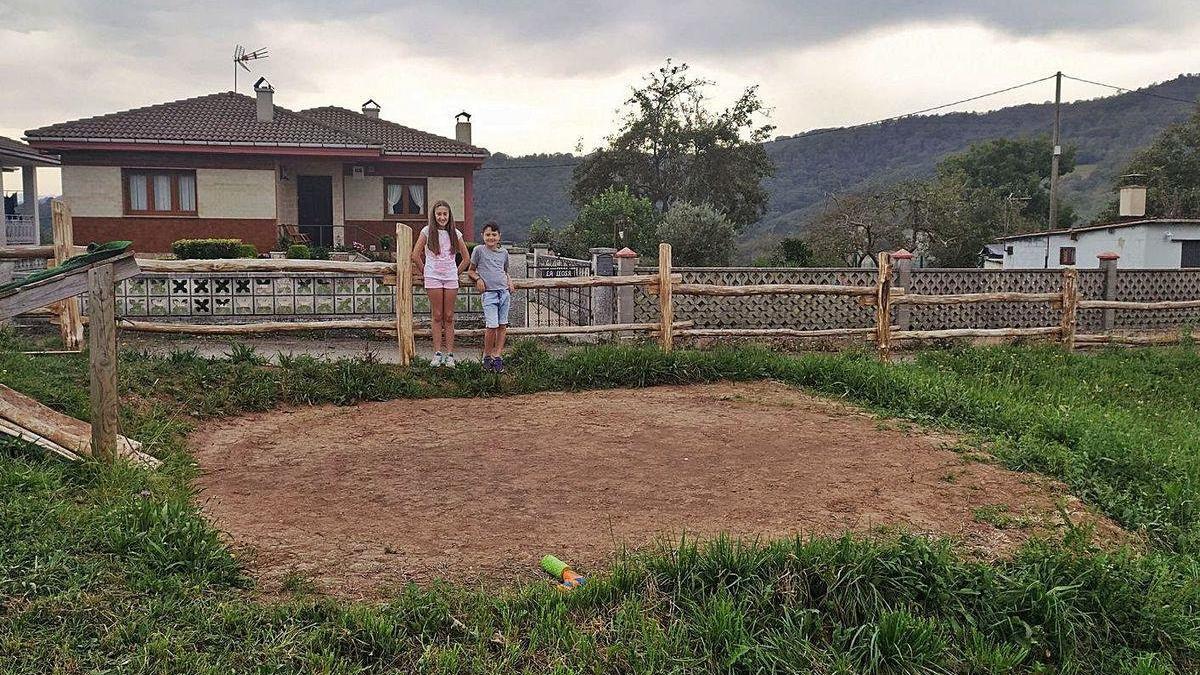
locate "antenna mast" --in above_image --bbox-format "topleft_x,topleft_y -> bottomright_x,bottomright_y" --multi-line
233,45 -> 269,92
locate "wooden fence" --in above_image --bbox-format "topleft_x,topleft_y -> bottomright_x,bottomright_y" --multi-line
3,201 -> 1197,364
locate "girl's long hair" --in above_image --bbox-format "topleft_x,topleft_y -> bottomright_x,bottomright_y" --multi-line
426,200 -> 458,255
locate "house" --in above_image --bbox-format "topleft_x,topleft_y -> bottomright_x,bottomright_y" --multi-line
979,243 -> 1005,269
23,80 -> 488,253
998,186 -> 1200,269
0,135 -> 58,247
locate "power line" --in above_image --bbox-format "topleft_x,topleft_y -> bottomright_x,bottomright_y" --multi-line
1061,73 -> 1198,106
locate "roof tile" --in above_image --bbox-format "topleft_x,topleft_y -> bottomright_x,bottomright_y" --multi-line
299,106 -> 488,157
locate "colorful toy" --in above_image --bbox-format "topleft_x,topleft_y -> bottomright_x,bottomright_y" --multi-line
540,555 -> 586,591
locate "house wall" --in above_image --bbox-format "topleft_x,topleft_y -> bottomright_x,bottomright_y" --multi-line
341,162 -> 476,246
1003,223 -> 1200,269
196,169 -> 276,219
60,165 -> 123,217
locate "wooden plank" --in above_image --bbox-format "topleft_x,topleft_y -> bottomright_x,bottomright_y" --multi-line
0,418 -> 83,462
675,282 -> 880,297
1060,267 -> 1079,351
0,254 -> 139,320
136,257 -> 396,275
87,264 -> 118,462
415,321 -> 694,338
1075,331 -> 1187,345
0,383 -> 157,467
382,273 -> 670,289
675,327 -> 881,338
1077,299 -> 1200,310
51,200 -> 84,350
658,243 -> 674,353
893,326 -> 1061,340
396,224 -> 415,366
875,252 -> 893,360
0,245 -> 57,260
893,291 -> 1062,306
119,318 -> 396,334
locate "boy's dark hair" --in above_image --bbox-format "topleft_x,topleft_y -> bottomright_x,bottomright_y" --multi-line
482,221 -> 501,234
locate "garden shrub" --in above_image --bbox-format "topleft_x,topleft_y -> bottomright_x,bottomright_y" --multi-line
171,239 -> 246,259
285,244 -> 311,259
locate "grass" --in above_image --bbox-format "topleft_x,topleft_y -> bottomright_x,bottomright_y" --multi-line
2,334 -> 1200,672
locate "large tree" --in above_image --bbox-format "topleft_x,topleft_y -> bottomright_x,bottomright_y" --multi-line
1097,105 -> 1200,220
571,61 -> 776,229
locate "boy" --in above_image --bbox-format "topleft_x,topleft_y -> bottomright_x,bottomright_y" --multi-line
468,222 -> 515,372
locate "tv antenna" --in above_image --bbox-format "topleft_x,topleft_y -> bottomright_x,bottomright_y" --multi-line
233,45 -> 269,92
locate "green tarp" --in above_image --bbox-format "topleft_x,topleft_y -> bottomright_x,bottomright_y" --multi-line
0,241 -> 132,297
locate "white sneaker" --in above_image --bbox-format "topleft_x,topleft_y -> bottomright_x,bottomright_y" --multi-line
430,351 -> 443,367
443,353 -> 456,368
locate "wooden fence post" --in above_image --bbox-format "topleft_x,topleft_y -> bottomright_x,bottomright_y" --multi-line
892,248 -> 914,330
1060,266 -> 1079,351
875,251 -> 893,360
396,224 -> 415,366
1097,251 -> 1119,332
87,263 -> 117,461
50,200 -> 84,350
657,242 -> 674,352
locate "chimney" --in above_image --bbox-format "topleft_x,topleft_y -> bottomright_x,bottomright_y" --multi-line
455,111 -> 472,145
254,77 -> 275,123
1119,185 -> 1147,218
362,99 -> 380,118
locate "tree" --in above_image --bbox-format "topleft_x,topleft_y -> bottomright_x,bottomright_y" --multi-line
1097,105 -> 1200,220
526,217 -> 554,246
571,60 -> 776,230
657,202 -> 735,266
554,188 -> 658,258
805,189 -> 907,266
778,237 -> 813,266
936,135 -> 1077,230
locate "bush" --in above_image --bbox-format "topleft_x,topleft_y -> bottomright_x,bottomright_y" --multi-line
171,239 -> 245,260
556,188 -> 658,258
310,246 -> 331,261
285,244 -> 311,259
234,243 -> 258,259
657,201 -> 735,266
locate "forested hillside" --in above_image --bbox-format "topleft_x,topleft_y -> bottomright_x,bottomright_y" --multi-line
474,75 -> 1200,253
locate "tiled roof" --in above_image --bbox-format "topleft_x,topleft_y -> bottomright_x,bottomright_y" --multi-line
0,135 -> 58,165
25,92 -> 377,148
300,106 -> 488,158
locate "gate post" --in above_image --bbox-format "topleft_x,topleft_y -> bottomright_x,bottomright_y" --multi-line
658,243 -> 674,352
615,248 -> 639,324
1097,251 -> 1119,333
590,247 -> 616,327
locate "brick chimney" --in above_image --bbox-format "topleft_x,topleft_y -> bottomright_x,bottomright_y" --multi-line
455,111 -> 472,145
254,77 -> 274,123
362,99 -> 380,119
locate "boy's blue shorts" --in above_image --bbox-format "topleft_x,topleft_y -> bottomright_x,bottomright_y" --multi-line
481,289 -> 511,328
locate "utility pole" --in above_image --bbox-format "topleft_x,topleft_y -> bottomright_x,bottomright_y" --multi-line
1044,71 -> 1063,269
1048,71 -> 1063,231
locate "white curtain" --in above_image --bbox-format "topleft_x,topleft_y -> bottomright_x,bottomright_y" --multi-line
408,183 -> 425,214
387,184 -> 403,214
178,174 -> 196,211
128,174 -> 148,210
153,174 -> 172,211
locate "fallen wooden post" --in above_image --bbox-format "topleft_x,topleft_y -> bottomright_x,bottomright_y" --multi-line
0,384 -> 158,467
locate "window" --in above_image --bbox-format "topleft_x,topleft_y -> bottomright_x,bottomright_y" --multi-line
1059,246 -> 1076,266
1183,241 -> 1200,269
123,169 -> 197,215
384,179 -> 427,218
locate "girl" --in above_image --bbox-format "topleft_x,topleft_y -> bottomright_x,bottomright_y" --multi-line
411,200 -> 470,367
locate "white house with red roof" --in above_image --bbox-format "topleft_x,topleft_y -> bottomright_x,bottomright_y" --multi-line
24,80 -> 487,253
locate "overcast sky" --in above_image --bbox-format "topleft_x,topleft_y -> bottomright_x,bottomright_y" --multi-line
2,1 -> 1199,196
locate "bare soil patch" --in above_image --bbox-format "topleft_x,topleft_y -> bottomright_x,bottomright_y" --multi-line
190,382 -> 1123,598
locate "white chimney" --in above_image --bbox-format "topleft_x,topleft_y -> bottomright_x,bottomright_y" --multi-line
362,99 -> 380,118
455,111 -> 472,145
254,77 -> 275,123
1119,185 -> 1147,218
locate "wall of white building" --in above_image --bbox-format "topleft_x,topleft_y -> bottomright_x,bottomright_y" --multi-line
196,169 -> 276,219
1004,222 -> 1200,269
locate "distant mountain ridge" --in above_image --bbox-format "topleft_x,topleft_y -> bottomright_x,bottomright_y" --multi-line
473,74 -> 1200,256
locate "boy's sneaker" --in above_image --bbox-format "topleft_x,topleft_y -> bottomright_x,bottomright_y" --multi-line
430,351 -> 443,367
443,353 -> 457,368
492,356 -> 505,373
483,355 -> 495,370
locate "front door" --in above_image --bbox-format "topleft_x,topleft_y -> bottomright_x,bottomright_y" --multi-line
297,175 -> 333,247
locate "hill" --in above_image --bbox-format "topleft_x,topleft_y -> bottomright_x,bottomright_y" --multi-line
473,75 -> 1200,255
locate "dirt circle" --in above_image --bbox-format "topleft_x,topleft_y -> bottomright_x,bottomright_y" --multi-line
190,382 -> 1118,597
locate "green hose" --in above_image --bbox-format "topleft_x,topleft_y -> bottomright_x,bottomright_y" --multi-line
540,555 -> 568,579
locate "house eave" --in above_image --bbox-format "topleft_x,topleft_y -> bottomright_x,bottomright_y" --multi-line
997,218 -> 1200,242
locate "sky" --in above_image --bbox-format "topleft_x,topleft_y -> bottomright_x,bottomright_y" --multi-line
2,1 -> 1199,197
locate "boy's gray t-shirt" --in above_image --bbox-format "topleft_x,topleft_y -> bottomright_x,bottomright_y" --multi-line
470,245 -> 510,291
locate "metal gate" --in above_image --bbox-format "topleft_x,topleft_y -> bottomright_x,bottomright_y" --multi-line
526,254 -> 593,326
